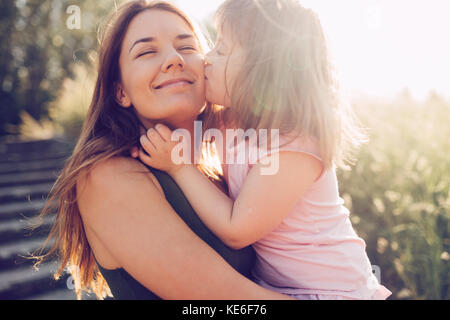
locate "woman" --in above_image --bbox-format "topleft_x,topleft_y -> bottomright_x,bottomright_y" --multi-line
34,0 -> 290,300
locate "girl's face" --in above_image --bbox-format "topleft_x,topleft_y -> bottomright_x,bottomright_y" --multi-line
204,25 -> 245,108
117,10 -> 205,129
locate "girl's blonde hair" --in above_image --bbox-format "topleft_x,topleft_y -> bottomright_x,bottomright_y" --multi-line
31,0 -> 216,300
207,0 -> 367,170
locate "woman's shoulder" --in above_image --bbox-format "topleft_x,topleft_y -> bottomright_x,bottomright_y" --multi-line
91,156 -> 147,176
77,156 -> 163,198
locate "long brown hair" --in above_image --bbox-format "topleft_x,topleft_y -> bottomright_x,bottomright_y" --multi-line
205,0 -> 368,170
32,0 -> 211,299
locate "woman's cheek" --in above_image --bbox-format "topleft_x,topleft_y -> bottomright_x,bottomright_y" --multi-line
184,53 -> 205,72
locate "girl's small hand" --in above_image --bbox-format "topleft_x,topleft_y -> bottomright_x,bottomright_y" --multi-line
130,126 -> 146,158
138,123 -> 183,175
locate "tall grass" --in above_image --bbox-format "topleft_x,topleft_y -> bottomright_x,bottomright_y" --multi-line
338,93 -> 450,299
47,64 -> 94,139
16,64 -> 94,140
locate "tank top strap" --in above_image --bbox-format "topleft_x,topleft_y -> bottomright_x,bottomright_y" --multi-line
143,161 -> 256,276
95,160 -> 256,299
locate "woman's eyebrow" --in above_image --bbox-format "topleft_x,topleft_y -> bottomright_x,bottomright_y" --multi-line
176,33 -> 194,41
129,37 -> 155,53
129,34 -> 194,53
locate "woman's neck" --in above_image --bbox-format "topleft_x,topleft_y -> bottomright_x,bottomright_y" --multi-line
141,116 -> 200,165
171,118 -> 201,165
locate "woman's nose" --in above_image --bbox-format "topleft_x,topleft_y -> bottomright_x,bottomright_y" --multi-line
162,48 -> 185,72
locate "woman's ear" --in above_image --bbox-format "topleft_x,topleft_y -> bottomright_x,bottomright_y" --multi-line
114,82 -> 132,108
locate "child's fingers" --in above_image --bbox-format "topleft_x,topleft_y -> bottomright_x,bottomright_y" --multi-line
154,123 -> 172,142
140,134 -> 157,155
146,128 -> 165,149
138,147 -> 153,166
130,146 -> 139,158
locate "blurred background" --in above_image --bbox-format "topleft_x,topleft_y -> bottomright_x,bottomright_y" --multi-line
0,0 -> 448,299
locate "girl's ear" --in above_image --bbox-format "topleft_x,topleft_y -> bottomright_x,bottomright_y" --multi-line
114,82 -> 132,108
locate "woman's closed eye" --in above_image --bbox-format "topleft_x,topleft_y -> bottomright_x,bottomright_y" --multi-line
136,50 -> 156,58
179,46 -> 197,52
136,46 -> 195,59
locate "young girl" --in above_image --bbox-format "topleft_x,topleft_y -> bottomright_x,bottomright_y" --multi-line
137,0 -> 391,300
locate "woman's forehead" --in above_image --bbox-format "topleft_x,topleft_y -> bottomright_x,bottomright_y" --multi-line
124,10 -> 194,46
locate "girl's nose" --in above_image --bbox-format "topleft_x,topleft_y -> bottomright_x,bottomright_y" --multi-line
204,52 -> 212,65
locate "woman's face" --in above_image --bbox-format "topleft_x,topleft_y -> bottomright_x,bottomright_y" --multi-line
204,24 -> 244,108
117,10 -> 205,129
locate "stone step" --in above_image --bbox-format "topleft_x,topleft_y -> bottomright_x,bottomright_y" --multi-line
0,151 -> 71,164
0,139 -> 73,156
26,287 -> 78,300
0,182 -> 53,204
0,169 -> 61,188
0,260 -> 69,300
0,199 -> 47,221
0,158 -> 66,175
0,215 -> 54,244
0,139 -> 76,300
0,237 -> 50,270
0,238 -> 97,300
26,287 -> 98,300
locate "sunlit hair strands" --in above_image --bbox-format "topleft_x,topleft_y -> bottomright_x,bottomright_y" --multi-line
30,0 -> 214,300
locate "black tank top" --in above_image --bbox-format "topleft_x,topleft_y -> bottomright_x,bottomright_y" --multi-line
97,163 -> 256,300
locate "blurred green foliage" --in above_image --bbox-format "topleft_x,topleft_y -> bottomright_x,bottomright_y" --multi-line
1,0 -> 448,300
338,91 -> 450,299
17,63 -> 95,140
0,0 -> 117,136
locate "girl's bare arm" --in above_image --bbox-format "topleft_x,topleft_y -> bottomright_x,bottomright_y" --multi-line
77,157 -> 292,300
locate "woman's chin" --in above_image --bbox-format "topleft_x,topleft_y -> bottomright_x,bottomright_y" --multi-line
166,103 -> 205,124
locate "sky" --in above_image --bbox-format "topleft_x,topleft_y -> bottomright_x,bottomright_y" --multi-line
171,0 -> 450,101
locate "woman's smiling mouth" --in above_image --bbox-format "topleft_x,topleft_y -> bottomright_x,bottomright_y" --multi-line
154,78 -> 194,90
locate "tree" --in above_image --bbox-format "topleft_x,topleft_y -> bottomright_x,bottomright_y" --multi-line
0,0 -> 115,136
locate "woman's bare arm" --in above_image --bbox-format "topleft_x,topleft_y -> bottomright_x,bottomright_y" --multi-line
77,157 -> 291,300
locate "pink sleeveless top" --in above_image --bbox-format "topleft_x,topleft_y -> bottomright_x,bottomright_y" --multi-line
223,133 -> 392,299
